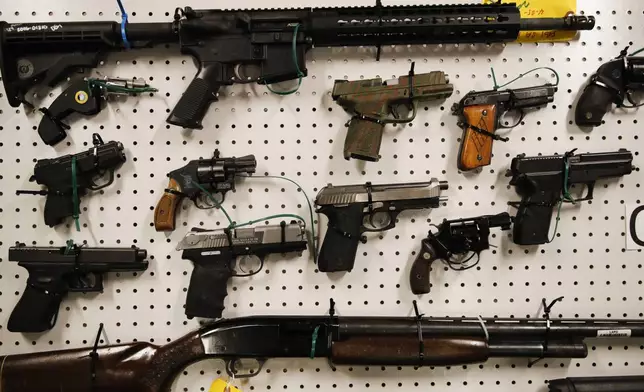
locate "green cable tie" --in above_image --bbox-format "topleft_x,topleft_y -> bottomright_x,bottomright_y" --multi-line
310,325 -> 321,358
267,23 -> 303,96
231,213 -> 307,229
547,154 -> 575,243
491,67 -> 499,89
191,182 -> 235,227
243,175 -> 318,261
64,239 -> 75,255
630,47 -> 644,56
71,156 -> 81,232
490,66 -> 560,90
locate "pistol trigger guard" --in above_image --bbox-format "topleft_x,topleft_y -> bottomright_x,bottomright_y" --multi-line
88,170 -> 114,191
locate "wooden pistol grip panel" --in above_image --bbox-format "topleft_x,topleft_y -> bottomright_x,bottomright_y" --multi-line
458,104 -> 498,171
331,336 -> 488,366
154,178 -> 182,232
0,331 -> 204,392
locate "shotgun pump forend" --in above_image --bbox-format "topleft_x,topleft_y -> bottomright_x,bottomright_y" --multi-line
315,179 -> 448,273
507,148 -> 634,245
332,62 -> 453,161
409,212 -> 513,295
0,3 -> 594,128
452,83 -> 557,171
16,133 -> 126,227
1,308 -> 643,392
7,243 -> 148,333
154,149 -> 257,232
177,221 -> 308,319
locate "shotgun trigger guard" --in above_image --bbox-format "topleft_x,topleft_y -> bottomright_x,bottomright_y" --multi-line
225,358 -> 266,378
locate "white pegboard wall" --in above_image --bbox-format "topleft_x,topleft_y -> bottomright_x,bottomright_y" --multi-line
1,0 -> 644,391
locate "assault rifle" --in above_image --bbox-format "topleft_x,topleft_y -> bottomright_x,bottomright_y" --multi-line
0,3 -> 594,129
0,300 -> 641,392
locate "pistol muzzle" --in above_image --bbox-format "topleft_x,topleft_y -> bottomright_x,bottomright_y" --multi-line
438,181 -> 449,191
136,248 -> 148,260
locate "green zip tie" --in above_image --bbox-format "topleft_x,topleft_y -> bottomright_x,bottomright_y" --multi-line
191,174 -> 317,260
630,47 -> 644,56
310,325 -> 321,358
244,175 -> 318,261
191,182 -> 234,227
547,154 -> 575,243
491,66 -> 560,90
266,23 -> 304,96
64,239 -> 75,255
232,213 -> 307,229
71,156 -> 81,232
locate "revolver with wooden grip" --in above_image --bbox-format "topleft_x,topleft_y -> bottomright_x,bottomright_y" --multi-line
332,63 -> 453,162
409,212 -> 512,295
154,150 -> 257,232
452,83 -> 557,171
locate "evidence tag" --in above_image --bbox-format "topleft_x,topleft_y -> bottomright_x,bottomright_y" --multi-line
482,0 -> 578,42
209,378 -> 242,392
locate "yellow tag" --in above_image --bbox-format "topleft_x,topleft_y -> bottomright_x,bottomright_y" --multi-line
209,378 -> 241,392
483,0 -> 577,42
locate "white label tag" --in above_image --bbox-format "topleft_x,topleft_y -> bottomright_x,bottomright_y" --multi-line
597,329 -> 631,338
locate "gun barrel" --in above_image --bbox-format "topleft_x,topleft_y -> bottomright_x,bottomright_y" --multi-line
229,155 -> 258,174
9,245 -> 148,269
316,179 -> 447,206
568,149 -> 634,183
520,15 -> 595,31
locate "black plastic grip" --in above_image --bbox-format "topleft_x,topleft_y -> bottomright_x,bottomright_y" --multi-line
317,204 -> 364,272
166,77 -> 220,129
44,193 -> 75,227
409,240 -> 439,295
8,284 -> 63,332
575,83 -> 616,126
38,80 -> 101,146
512,202 -> 555,245
184,262 -> 233,319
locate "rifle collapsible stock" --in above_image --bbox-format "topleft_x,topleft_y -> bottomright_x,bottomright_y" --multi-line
0,310 -> 642,392
0,3 -> 594,129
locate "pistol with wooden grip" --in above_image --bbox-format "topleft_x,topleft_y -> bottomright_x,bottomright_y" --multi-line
154,150 -> 257,232
451,83 -> 557,171
332,63 -> 453,162
409,212 -> 512,295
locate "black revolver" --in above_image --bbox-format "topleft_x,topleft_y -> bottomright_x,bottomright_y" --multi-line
16,133 -> 126,227
8,243 -> 148,333
409,212 -> 512,294
315,179 -> 448,273
176,221 -> 308,318
154,150 -> 257,232
507,149 -> 633,245
576,47 -> 644,127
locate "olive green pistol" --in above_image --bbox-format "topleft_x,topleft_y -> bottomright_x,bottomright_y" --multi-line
332,63 -> 453,162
